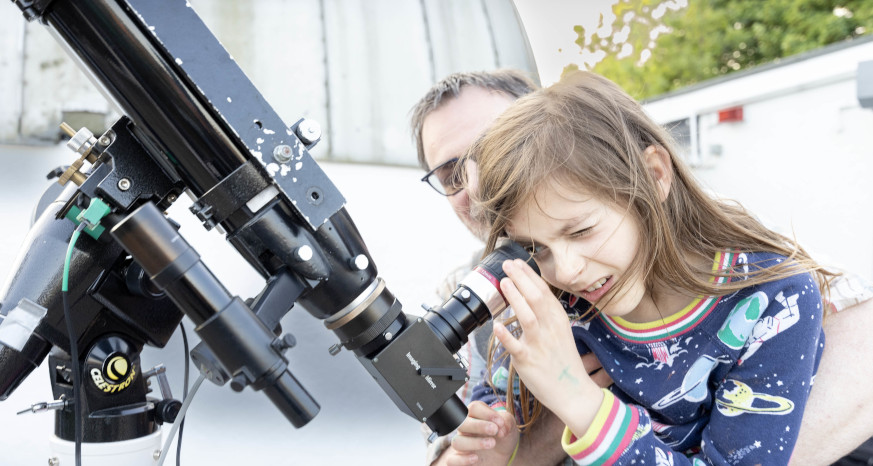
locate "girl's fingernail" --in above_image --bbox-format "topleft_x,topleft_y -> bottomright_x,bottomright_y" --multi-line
482,438 -> 495,449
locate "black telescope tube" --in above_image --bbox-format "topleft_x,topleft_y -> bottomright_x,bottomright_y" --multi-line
424,241 -> 539,354
42,0 -> 245,198
111,202 -> 319,427
111,205 -> 228,325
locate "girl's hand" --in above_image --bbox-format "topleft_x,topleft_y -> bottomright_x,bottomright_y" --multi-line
444,401 -> 519,466
494,259 -> 603,425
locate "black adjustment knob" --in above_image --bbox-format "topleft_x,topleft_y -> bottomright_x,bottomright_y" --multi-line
271,334 -> 297,353
230,373 -> 248,392
154,399 -> 182,424
124,262 -> 165,299
46,166 -> 68,180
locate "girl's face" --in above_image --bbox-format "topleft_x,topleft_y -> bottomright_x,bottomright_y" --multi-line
507,182 -> 656,323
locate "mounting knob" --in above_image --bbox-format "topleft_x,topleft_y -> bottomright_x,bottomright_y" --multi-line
154,399 -> 182,424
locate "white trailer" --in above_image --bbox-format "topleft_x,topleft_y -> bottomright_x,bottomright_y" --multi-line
644,36 -> 873,279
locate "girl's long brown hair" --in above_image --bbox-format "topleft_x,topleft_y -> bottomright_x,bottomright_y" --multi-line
465,70 -> 836,430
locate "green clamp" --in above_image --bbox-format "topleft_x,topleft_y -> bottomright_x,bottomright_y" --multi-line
67,197 -> 112,240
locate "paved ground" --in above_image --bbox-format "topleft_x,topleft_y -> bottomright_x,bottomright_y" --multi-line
0,143 -> 481,464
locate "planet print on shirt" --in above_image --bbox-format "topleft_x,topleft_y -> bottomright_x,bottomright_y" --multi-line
716,379 -> 794,416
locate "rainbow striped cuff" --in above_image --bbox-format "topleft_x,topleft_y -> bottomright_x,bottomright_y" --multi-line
490,401 -> 507,412
561,389 -> 639,465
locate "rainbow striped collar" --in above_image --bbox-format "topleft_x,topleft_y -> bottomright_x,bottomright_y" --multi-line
598,251 -> 739,344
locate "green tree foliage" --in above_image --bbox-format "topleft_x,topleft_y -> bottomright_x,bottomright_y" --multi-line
571,0 -> 873,99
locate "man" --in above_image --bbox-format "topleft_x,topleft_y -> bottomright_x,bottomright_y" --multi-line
411,70 -> 873,465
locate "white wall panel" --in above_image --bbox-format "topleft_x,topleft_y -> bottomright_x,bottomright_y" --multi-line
2,0 -> 536,165
423,0 -> 497,80
484,0 -> 537,74
0,14 -> 24,141
323,0 -> 433,164
18,22 -> 111,141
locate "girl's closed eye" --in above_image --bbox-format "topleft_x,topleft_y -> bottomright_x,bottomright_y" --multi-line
570,227 -> 594,239
523,242 -> 548,256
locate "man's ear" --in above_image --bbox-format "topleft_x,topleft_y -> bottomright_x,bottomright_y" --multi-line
644,145 -> 673,202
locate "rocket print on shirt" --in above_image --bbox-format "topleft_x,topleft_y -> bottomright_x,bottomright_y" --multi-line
652,355 -> 730,409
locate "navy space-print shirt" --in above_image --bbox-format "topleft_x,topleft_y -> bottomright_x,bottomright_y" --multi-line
472,251 -> 825,465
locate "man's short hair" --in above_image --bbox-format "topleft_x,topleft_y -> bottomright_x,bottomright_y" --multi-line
410,69 -> 538,170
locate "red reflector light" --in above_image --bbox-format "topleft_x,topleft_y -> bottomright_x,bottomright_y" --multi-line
718,106 -> 743,123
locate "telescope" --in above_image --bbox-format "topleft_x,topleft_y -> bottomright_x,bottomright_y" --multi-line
0,0 -> 538,463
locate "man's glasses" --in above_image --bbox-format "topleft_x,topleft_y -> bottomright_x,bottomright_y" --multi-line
421,157 -> 464,196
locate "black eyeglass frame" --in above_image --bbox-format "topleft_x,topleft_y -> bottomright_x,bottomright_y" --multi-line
420,157 -> 463,197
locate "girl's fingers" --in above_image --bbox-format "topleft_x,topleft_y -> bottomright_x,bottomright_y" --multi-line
503,259 -> 563,325
464,401 -> 505,427
493,320 -> 524,357
495,409 -> 517,438
451,434 -> 496,453
514,258 -> 552,292
446,452 -> 479,466
503,260 -> 549,305
499,276 -> 538,332
456,416 -> 500,437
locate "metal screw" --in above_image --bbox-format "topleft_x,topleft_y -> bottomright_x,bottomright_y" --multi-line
295,245 -> 313,262
99,135 -> 112,146
167,193 -> 178,203
48,458 -> 59,466
460,289 -> 472,301
296,119 -> 322,145
153,449 -> 162,460
117,178 -> 131,191
273,144 -> 293,163
351,254 -> 369,270
373,357 -> 379,363
384,332 -> 393,341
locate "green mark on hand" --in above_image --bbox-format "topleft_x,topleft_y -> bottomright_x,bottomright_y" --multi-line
558,367 -> 579,385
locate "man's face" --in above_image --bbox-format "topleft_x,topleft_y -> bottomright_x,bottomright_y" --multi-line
421,86 -> 516,241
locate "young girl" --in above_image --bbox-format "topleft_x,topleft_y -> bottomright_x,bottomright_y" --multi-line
447,71 -> 833,465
